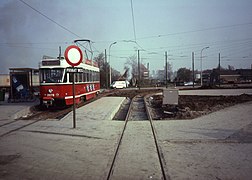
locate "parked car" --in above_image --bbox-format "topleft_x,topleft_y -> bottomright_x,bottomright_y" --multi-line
110,81 -> 127,89
184,81 -> 194,86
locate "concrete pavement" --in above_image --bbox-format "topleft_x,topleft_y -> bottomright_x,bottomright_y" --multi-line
179,88 -> 252,96
0,92 -> 252,179
154,101 -> 252,179
0,97 -> 126,180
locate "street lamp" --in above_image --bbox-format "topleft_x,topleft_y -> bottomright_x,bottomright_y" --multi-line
200,46 -> 209,86
109,41 -> 117,85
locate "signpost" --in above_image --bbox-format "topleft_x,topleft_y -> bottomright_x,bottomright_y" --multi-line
64,45 -> 83,128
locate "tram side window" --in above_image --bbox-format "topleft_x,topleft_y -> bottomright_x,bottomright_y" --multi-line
83,70 -> 86,82
85,70 -> 88,82
69,73 -> 73,82
94,71 -> 99,81
75,73 -> 78,82
94,71 -> 98,81
92,71 -> 95,81
86,70 -> 90,82
90,71 -> 93,82
69,73 -> 79,82
78,72 -> 82,82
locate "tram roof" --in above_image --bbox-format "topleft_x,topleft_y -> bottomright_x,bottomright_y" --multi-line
39,58 -> 99,71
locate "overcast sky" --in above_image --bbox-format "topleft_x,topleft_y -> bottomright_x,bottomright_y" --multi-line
1,0 -> 252,74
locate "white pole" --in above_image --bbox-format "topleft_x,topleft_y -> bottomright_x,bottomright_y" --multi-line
200,46 -> 209,86
109,42 -> 117,86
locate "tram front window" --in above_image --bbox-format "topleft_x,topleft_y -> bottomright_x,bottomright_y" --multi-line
40,68 -> 64,83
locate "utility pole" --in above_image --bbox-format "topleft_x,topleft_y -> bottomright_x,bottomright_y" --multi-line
200,46 -> 209,86
138,50 -> 140,90
105,49 -> 108,88
165,51 -> 168,88
109,42 -> 117,85
219,53 -> 221,87
192,52 -> 195,87
59,46 -> 61,59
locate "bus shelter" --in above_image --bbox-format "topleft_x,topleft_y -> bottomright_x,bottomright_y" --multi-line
9,68 -> 39,102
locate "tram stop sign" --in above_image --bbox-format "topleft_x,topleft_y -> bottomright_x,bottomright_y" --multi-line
64,45 -> 83,67
64,45 -> 83,129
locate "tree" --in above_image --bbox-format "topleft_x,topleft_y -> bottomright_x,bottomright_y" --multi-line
93,53 -> 108,88
111,68 -> 121,82
117,66 -> 129,81
125,55 -> 138,78
124,55 -> 149,86
228,65 -> 235,71
165,62 -> 173,81
176,67 -> 191,82
124,55 -> 137,86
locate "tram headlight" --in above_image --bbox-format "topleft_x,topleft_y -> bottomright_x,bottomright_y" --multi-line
48,89 -> 53,93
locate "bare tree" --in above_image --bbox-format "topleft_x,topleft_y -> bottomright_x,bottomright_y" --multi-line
93,53 -> 108,88
125,55 -> 138,78
124,55 -> 137,86
228,65 -> 235,70
176,67 -> 192,82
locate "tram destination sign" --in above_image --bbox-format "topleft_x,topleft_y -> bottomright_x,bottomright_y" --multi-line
66,68 -> 84,73
42,60 -> 60,66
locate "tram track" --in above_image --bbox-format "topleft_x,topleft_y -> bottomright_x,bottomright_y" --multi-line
0,90 -> 121,139
145,95 -> 169,180
107,94 -> 168,180
0,90 -> 120,138
0,120 -> 17,128
21,90 -> 118,121
0,119 -> 41,138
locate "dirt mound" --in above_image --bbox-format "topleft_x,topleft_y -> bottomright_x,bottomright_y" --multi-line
147,94 -> 252,120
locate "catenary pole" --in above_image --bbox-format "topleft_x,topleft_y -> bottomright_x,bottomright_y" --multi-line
138,50 -> 140,90
165,51 -> 168,88
192,52 -> 195,87
219,53 -> 221,87
105,49 -> 108,88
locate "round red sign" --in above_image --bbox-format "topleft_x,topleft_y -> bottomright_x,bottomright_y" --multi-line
64,45 -> 83,67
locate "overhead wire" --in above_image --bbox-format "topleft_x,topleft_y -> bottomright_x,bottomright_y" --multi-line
18,0 -> 99,59
130,0 -> 137,42
136,22 -> 252,40
8,0 -> 252,68
18,0 -> 81,38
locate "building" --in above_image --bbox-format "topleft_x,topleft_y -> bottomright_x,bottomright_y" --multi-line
209,68 -> 252,85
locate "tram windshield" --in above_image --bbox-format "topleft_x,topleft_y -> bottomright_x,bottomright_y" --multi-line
40,68 -> 64,83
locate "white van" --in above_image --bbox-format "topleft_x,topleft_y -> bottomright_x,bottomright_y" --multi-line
110,81 -> 127,89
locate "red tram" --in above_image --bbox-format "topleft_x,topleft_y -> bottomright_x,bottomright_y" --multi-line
39,57 -> 100,107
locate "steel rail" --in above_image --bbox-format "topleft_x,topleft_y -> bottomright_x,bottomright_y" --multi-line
144,95 -> 169,180
106,95 -> 134,180
107,94 -> 169,180
0,119 -> 41,138
0,120 -> 19,127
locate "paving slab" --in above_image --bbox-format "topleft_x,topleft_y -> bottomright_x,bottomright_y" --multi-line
179,88 -> 252,96
154,101 -> 252,179
110,121 -> 163,180
0,101 -> 39,120
0,97 -> 126,180
0,120 -> 36,136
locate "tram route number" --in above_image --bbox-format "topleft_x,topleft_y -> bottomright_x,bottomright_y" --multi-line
66,68 -> 84,73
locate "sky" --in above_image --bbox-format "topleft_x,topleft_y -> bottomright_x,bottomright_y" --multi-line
1,0 -> 252,74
